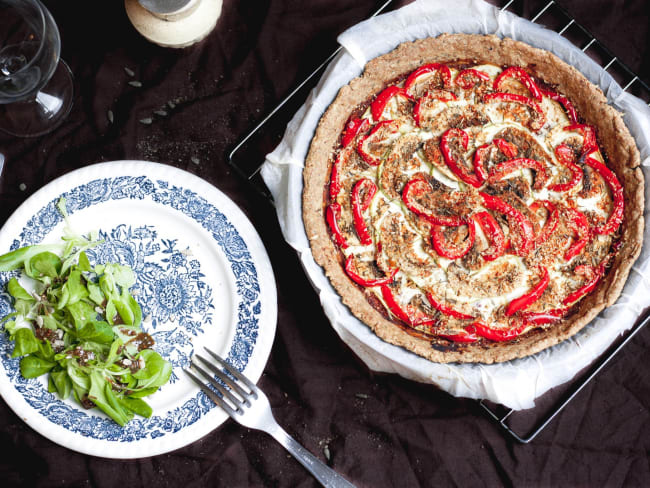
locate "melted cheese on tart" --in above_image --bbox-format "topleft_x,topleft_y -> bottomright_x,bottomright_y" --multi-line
327,62 -> 622,342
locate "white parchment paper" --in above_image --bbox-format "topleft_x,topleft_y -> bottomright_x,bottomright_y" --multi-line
261,0 -> 650,409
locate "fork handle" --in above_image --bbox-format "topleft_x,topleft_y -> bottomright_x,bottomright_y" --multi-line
268,425 -> 357,488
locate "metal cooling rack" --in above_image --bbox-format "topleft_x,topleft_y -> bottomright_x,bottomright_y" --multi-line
227,0 -> 650,443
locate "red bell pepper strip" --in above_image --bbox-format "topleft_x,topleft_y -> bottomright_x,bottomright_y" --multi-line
351,178 -> 377,245
583,155 -> 625,235
563,206 -> 590,261
357,120 -> 399,166
431,220 -> 476,259
326,203 -> 348,249
483,92 -> 546,131
563,262 -> 605,305
472,139 -> 519,184
344,255 -> 398,287
472,319 -> 528,341
404,63 -> 452,94
438,324 -> 479,343
549,143 -> 582,192
505,267 -> 550,316
493,66 -> 543,101
493,138 -> 518,159
426,293 -> 474,320
341,118 -> 370,148
440,128 -> 482,188
529,200 -> 558,245
329,153 -> 343,201
413,90 -> 457,127
473,211 -> 506,261
455,68 -> 490,89
540,87 -> 578,124
480,192 -> 535,256
521,307 -> 569,325
402,178 -> 465,226
564,124 -> 597,154
473,144 -> 491,184
487,157 -> 549,190
371,86 -> 414,122
380,285 -> 436,327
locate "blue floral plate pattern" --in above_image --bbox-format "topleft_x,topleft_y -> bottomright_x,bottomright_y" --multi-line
0,161 -> 277,458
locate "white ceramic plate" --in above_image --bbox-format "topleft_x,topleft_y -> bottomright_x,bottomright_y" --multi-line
0,161 -> 277,458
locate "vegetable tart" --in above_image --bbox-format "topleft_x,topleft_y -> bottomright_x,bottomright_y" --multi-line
302,34 -> 644,364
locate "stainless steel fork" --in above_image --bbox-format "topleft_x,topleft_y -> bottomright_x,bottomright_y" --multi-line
186,348 -> 356,488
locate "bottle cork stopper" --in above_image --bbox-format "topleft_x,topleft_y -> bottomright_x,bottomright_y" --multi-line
125,0 -> 223,48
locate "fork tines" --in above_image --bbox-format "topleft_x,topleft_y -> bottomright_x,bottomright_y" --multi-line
186,348 -> 257,416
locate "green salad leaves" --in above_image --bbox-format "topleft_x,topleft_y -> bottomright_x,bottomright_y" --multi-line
0,200 -> 171,426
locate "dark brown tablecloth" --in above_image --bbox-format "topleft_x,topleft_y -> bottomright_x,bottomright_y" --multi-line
1,1 -> 650,486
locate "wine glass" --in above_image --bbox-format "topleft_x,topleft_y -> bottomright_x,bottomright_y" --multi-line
0,0 -> 73,137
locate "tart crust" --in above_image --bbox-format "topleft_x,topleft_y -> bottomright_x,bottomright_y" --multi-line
302,34 -> 644,364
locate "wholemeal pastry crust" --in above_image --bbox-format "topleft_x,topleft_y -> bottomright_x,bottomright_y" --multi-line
302,34 -> 644,364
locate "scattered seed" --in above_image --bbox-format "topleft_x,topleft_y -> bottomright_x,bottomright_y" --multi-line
323,445 -> 331,461
128,80 -> 142,87
107,109 -> 114,123
154,110 -> 168,117
124,67 -> 135,77
355,393 -> 369,399
19,183 -> 26,191
139,117 -> 153,125
191,157 -> 200,165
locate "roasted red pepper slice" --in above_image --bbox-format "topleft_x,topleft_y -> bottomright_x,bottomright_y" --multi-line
431,220 -> 476,260
380,285 -> 436,327
404,63 -> 452,94
344,255 -> 398,287
426,293 -> 474,320
351,178 -> 377,245
472,144 -> 491,184
371,86 -> 414,122
529,200 -> 558,245
440,128 -> 482,188
563,206 -> 590,261
438,324 -> 479,343
357,120 -> 400,166
584,155 -> 625,235
487,157 -> 549,190
473,211 -> 506,261
472,319 -> 528,341
329,153 -> 343,201
455,68 -> 490,89
521,307 -> 569,325
493,66 -> 543,101
413,89 -> 457,127
341,118 -> 370,148
480,192 -> 535,256
402,178 -> 465,226
563,263 -> 605,305
326,203 -> 348,249
472,138 -> 518,184
564,124 -> 597,154
483,92 -> 546,131
505,267 -> 550,316
540,87 -> 578,124
493,138 -> 518,159
549,143 -> 582,192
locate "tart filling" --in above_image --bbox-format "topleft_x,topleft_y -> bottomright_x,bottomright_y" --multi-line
326,61 -> 623,344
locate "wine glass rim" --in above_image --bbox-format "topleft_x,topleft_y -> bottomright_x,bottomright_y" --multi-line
1,0 -> 60,78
